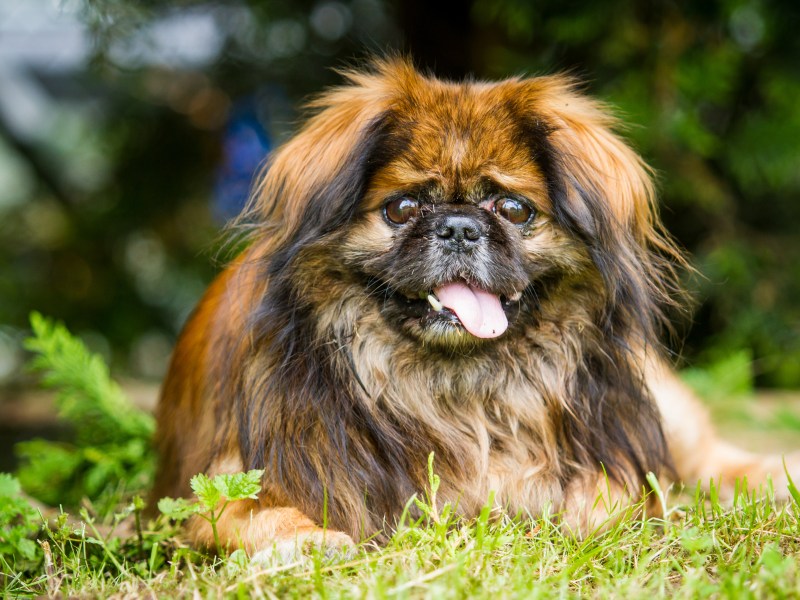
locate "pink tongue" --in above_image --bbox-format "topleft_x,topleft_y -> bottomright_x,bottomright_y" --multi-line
434,282 -> 508,339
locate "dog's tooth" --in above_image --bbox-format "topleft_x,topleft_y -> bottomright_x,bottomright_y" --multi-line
427,294 -> 443,312
509,291 -> 523,302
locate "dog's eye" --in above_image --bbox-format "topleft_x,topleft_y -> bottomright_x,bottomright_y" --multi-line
384,197 -> 419,225
494,197 -> 533,225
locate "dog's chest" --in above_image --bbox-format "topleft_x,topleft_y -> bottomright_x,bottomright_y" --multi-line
444,389 -> 567,517
353,330 -> 575,515
374,359 -> 569,517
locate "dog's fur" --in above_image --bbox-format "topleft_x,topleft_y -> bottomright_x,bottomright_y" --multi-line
152,59 -> 798,553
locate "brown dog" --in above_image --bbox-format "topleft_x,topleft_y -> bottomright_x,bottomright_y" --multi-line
152,59 -> 797,554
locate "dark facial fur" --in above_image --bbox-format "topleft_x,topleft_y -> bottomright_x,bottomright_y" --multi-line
153,59 -> 686,542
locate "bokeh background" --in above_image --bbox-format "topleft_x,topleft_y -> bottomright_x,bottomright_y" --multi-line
1,0 -> 798,393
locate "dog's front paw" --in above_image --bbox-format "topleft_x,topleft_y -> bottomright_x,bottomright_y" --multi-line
250,529 -> 355,566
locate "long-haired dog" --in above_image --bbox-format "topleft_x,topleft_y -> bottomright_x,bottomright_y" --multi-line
152,59 -> 798,554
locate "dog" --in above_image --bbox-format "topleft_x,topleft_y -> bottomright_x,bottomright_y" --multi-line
152,58 -> 798,554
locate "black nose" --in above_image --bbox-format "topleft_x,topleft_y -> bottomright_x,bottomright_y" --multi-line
434,215 -> 483,243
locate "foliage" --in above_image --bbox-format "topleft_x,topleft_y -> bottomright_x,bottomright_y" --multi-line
24,311 -> 154,441
0,474 -> 41,568
158,469 -> 264,555
16,312 -> 155,509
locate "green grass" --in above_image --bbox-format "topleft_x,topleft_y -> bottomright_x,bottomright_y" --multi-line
4,483 -> 800,598
5,314 -> 800,598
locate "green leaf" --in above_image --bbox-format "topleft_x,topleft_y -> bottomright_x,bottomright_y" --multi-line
213,470 -> 264,502
157,497 -> 200,521
0,474 -> 41,562
225,549 -> 250,576
15,538 -> 37,561
783,459 -> 800,509
25,312 -> 155,443
0,473 -> 22,497
426,452 -> 440,497
190,473 -> 221,509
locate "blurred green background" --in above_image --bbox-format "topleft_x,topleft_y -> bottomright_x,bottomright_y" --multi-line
1,0 -> 798,388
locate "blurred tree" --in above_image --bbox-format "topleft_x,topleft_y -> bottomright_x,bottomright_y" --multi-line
0,0 -> 798,387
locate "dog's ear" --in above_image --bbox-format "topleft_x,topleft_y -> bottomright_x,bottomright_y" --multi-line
515,76 -> 687,339
519,76 -> 659,247
244,58 -> 417,258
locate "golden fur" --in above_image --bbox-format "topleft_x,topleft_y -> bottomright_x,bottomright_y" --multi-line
152,59 -> 800,555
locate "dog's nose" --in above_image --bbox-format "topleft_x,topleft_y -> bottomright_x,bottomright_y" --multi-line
434,215 -> 483,244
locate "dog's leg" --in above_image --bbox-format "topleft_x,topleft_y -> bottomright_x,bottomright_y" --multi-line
184,454 -> 354,561
185,501 -> 354,562
647,357 -> 800,498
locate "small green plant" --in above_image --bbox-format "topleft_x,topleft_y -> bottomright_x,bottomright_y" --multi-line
158,469 -> 264,555
0,474 -> 41,567
412,452 -> 451,526
17,312 -> 156,509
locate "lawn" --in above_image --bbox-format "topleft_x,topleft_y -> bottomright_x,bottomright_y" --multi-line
5,481 -> 800,598
3,316 -> 800,599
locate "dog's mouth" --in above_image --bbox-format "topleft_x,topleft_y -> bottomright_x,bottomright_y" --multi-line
382,281 -> 524,340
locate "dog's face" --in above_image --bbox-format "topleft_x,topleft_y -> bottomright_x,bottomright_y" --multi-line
251,59 -> 679,355
341,89 -> 576,349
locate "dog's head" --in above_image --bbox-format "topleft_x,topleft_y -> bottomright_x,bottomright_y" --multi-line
244,58 -> 683,354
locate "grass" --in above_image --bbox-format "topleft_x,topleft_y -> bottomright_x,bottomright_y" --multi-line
4,315 -> 800,598
4,481 -> 800,598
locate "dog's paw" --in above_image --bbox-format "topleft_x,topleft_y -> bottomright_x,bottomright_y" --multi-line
250,529 -> 355,567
